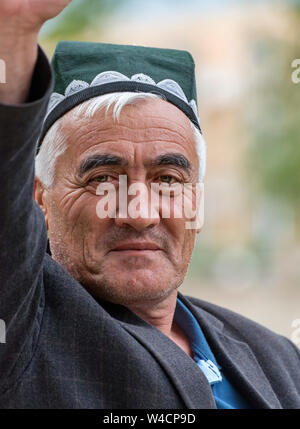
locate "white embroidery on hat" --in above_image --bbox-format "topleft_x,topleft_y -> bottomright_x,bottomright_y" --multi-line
47,92 -> 65,113
91,71 -> 130,86
157,79 -> 188,102
131,73 -> 156,85
65,80 -> 89,97
46,71 -> 199,125
189,99 -> 198,117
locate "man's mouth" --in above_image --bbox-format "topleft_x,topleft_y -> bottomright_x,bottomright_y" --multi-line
109,242 -> 162,253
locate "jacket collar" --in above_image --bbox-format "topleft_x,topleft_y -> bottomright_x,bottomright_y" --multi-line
99,293 -> 282,409
178,293 -> 282,409
99,298 -> 216,409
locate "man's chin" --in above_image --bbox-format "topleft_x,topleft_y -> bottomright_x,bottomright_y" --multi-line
83,274 -> 180,306
98,286 -> 177,306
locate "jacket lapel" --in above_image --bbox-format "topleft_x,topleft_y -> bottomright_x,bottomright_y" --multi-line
99,293 -> 282,409
178,293 -> 282,409
99,299 -> 217,409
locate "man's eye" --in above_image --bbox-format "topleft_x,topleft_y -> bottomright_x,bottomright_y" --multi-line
159,175 -> 176,184
94,175 -> 109,183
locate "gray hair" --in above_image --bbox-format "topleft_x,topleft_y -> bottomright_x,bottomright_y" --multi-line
35,92 -> 206,187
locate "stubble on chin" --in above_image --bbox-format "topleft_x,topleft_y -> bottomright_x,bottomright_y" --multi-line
74,265 -> 183,306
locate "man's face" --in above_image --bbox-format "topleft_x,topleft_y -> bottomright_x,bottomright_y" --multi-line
36,98 -> 203,305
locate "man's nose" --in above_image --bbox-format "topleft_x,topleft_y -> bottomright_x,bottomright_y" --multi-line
115,213 -> 160,232
114,181 -> 160,232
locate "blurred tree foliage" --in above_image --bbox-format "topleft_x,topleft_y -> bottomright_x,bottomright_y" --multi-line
42,0 -> 125,39
245,5 -> 300,217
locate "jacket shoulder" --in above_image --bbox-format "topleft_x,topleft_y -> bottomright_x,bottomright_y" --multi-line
182,294 -> 300,362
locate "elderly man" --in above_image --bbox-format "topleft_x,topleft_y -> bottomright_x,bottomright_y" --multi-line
0,0 -> 299,409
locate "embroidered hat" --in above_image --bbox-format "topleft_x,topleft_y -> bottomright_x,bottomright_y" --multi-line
38,41 -> 201,151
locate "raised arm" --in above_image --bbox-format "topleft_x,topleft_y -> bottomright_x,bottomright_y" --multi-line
0,0 -> 72,386
0,0 -> 72,104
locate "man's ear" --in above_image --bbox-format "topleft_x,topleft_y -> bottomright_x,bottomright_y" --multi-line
34,176 -> 49,229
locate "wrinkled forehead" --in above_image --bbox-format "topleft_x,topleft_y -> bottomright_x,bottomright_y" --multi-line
59,98 -> 198,172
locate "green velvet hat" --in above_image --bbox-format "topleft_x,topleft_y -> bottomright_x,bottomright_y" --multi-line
38,41 -> 201,151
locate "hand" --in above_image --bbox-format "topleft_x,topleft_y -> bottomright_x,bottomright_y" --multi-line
0,0 -> 73,32
0,0 -> 73,104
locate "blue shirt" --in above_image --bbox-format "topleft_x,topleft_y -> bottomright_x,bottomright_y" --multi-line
174,298 -> 250,409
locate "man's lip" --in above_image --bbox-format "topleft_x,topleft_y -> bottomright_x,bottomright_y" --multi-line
110,242 -> 162,251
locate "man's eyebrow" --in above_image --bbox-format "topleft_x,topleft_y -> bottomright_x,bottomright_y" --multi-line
149,153 -> 192,172
78,154 -> 127,176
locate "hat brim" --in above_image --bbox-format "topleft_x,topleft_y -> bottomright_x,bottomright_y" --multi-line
37,80 -> 201,153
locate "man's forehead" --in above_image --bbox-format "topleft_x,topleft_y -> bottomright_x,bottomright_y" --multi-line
62,99 -> 195,156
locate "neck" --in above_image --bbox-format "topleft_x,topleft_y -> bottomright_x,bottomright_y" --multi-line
126,290 -> 193,358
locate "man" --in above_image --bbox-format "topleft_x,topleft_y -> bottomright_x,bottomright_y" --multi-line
0,0 -> 299,409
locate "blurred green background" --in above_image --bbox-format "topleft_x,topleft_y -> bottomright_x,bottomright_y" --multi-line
39,0 -> 300,342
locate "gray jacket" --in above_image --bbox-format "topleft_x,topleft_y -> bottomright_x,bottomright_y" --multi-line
0,48 -> 299,409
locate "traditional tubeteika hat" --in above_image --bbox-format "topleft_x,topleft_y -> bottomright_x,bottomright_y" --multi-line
38,41 -> 201,152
